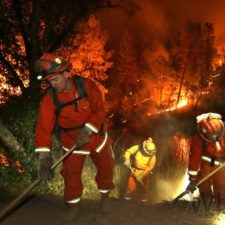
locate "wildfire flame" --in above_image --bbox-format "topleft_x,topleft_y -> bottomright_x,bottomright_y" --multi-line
0,153 -> 24,174
147,97 -> 189,116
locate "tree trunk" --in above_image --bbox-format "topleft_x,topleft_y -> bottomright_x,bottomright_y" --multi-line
176,68 -> 186,108
0,119 -> 27,160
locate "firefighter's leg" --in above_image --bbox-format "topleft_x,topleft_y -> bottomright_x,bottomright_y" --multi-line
90,142 -> 114,195
124,175 -> 137,200
60,153 -> 86,207
90,143 -> 114,212
212,166 -> 225,199
198,162 -> 214,197
140,174 -> 150,202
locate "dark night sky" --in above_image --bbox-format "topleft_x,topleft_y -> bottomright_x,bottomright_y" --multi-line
99,0 -> 225,61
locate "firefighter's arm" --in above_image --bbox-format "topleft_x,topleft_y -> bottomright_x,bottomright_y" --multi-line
35,93 -> 56,181
123,146 -> 139,168
83,79 -> 106,133
143,156 -> 156,175
188,134 -> 203,181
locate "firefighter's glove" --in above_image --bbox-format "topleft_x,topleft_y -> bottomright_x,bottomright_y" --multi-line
124,158 -> 131,169
136,174 -> 144,185
75,127 -> 93,148
186,180 -> 197,193
38,152 -> 53,181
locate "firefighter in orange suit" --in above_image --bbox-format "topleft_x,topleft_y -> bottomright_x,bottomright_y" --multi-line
187,113 -> 225,198
123,137 -> 156,202
34,53 -> 114,222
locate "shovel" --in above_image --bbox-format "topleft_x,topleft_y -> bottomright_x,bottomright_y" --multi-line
171,161 -> 225,204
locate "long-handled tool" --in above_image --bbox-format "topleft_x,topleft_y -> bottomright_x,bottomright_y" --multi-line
0,144 -> 78,221
171,161 -> 225,204
125,165 -> 144,185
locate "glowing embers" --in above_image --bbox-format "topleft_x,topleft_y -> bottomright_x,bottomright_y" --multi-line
0,153 -> 10,167
0,153 -> 24,174
172,134 -> 190,165
0,74 -> 22,104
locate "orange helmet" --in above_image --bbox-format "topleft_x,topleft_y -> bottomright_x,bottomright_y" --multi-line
34,53 -> 72,80
197,113 -> 224,142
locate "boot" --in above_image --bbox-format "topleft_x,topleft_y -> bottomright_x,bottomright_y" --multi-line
64,203 -> 80,225
141,192 -> 148,203
99,192 -> 111,214
124,189 -> 133,201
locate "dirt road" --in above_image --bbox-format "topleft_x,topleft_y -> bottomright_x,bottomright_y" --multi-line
1,194 -> 224,225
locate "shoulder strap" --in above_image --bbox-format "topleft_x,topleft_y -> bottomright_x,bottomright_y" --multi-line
201,139 -> 208,150
73,75 -> 88,98
48,75 -> 88,137
48,87 -> 63,116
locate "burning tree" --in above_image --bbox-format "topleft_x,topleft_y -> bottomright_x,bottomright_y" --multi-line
150,55 -> 180,111
107,28 -> 145,126
167,22 -> 216,109
0,0 -> 137,102
56,15 -> 113,93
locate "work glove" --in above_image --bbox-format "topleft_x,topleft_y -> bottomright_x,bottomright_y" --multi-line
38,152 -> 53,181
75,127 -> 93,148
186,180 -> 197,193
136,174 -> 144,185
124,158 -> 131,168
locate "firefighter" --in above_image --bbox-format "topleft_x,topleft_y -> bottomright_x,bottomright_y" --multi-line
187,112 -> 225,199
34,53 -> 114,223
123,137 -> 156,202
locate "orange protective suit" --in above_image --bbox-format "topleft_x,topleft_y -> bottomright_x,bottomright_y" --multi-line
188,134 -> 225,197
35,77 -> 114,204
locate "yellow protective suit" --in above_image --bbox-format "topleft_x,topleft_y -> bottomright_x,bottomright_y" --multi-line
123,141 -> 156,202
124,145 -> 156,177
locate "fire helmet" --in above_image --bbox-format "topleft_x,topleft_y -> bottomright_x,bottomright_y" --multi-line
142,137 -> 156,156
196,113 -> 224,142
34,53 -> 72,80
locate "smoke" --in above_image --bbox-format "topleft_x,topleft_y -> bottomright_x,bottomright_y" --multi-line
152,173 -> 187,202
148,113 -> 196,203
99,0 -> 225,55
152,172 -> 199,203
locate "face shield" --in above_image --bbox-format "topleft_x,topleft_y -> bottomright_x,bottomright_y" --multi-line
142,138 -> 156,156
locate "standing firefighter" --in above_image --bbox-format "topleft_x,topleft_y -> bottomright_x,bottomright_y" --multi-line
187,113 -> 225,198
123,137 -> 156,202
34,53 -> 114,223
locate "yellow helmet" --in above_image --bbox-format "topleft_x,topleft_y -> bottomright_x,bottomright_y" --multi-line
142,137 -> 156,156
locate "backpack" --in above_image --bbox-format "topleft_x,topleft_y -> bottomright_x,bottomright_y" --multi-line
48,75 -> 88,136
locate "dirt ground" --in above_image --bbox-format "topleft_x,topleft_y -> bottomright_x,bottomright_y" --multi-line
1,194 -> 225,225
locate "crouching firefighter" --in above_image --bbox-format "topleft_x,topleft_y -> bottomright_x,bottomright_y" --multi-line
186,113 -> 225,199
123,137 -> 156,202
34,53 -> 114,223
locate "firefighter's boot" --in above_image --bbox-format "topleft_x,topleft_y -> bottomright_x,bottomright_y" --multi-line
64,203 -> 80,225
99,192 -> 111,214
140,186 -> 149,203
